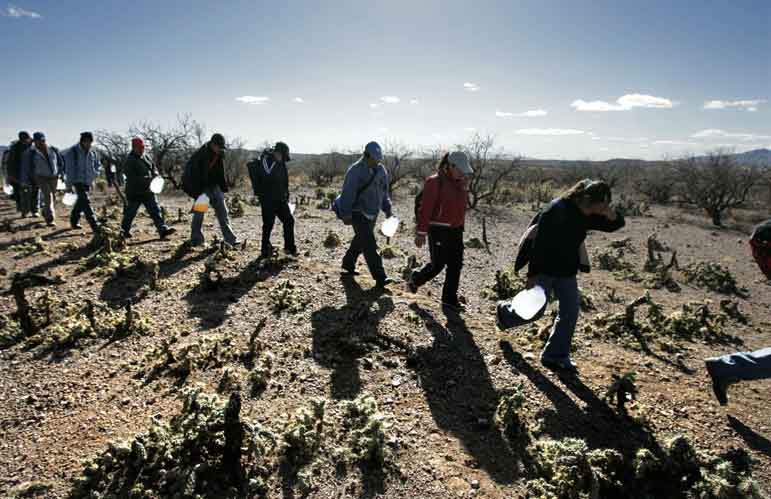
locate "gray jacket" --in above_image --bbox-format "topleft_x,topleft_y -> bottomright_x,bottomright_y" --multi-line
26,145 -> 63,179
63,144 -> 101,186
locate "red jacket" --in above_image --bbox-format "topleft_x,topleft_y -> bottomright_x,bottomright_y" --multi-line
417,173 -> 468,235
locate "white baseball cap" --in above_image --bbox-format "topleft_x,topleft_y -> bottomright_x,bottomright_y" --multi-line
448,150 -> 473,176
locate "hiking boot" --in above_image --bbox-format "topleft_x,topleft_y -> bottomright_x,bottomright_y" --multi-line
442,301 -> 466,313
159,227 -> 177,240
46,221 -> 56,228
705,361 -> 730,406
285,247 -> 298,256
341,266 -> 360,276
376,277 -> 395,288
70,222 -> 82,230
540,356 -> 578,373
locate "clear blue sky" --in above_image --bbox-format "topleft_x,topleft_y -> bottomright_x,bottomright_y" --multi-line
1,0 -> 769,159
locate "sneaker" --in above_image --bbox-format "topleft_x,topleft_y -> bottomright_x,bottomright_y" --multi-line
442,301 -> 466,313
540,356 -> 578,372
31,212 -> 40,218
46,221 -> 56,228
120,230 -> 133,239
705,361 -> 730,406
285,247 -> 299,256
159,227 -> 177,240
376,277 -> 395,288
70,222 -> 82,230
341,266 -> 360,276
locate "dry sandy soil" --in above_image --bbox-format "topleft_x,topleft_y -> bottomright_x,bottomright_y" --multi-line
0,184 -> 770,498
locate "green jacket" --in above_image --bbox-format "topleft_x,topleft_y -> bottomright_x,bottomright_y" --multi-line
122,152 -> 157,201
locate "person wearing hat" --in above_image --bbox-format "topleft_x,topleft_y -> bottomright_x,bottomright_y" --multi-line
407,151 -> 473,311
248,141 -> 296,258
188,133 -> 239,247
6,131 -> 33,215
336,141 -> 394,287
120,137 -> 176,240
63,132 -> 102,232
527,179 -> 625,372
24,132 -> 64,227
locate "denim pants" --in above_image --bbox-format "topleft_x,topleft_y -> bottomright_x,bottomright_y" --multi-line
412,226 -> 464,304
35,176 -> 58,224
706,347 -> 771,382
121,194 -> 169,235
260,198 -> 296,254
342,211 -> 387,282
534,274 -> 580,361
190,186 -> 237,245
70,183 -> 100,230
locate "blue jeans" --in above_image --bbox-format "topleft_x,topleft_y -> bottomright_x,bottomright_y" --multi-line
190,186 -> 237,246
706,347 -> 771,382
121,194 -> 169,235
534,274 -> 580,361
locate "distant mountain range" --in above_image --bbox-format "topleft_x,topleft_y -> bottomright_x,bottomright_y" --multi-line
726,148 -> 771,165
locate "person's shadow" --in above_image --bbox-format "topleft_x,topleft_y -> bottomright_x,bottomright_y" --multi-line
407,304 -> 518,485
310,276 -> 395,400
728,415 -> 771,458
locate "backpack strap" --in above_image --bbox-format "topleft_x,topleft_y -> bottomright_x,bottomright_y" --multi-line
354,167 -> 378,204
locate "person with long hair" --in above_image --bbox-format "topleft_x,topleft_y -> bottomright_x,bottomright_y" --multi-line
527,179 -> 625,371
408,151 -> 473,311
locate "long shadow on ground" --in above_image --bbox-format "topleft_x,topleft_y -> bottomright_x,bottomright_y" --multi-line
407,304 -> 518,485
311,276 -> 395,401
728,415 -> 771,458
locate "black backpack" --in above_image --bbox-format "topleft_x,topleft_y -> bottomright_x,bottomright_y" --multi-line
414,175 -> 443,220
181,154 -> 197,198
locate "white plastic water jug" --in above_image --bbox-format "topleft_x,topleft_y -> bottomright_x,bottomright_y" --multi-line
149,177 -> 165,194
381,216 -> 400,238
193,193 -> 210,213
288,202 -> 296,215
56,179 -> 66,191
510,285 -> 547,320
63,192 -> 78,207
3,184 -> 13,196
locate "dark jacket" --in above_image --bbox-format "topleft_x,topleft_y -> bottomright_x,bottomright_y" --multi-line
248,150 -> 289,203
7,141 -> 31,181
190,144 -> 228,197
527,198 -> 625,278
750,219 -> 771,280
123,152 -> 157,201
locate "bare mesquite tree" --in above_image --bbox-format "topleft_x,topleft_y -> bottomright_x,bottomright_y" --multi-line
382,139 -> 414,191
310,149 -> 354,186
95,130 -> 131,173
460,133 -> 520,209
223,137 -> 250,188
674,150 -> 763,226
635,164 -> 677,205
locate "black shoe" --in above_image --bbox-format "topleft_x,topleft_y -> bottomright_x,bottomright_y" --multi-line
121,230 -> 133,239
705,361 -> 729,406
376,277 -> 395,288
341,267 -> 360,276
159,227 -> 176,240
70,222 -> 82,230
540,356 -> 578,373
285,247 -> 298,256
442,301 -> 466,313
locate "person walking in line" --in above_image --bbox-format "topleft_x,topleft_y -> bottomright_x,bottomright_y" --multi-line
6,131 -> 32,215
334,141 -> 394,287
408,151 -> 473,312
248,141 -> 297,258
63,132 -> 102,232
526,179 -> 625,372
120,137 -> 176,239
705,219 -> 771,406
25,132 -> 64,227
186,133 -> 239,247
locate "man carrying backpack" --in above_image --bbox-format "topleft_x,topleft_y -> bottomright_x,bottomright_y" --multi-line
705,219 -> 771,406
7,131 -> 33,216
120,137 -> 176,240
334,141 -> 394,287
185,133 -> 239,247
24,132 -> 64,227
63,132 -> 102,232
408,151 -> 473,311
248,141 -> 296,258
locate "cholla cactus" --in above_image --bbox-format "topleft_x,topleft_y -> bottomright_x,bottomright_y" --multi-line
604,372 -> 638,415
494,383 -> 526,440
682,261 -> 749,297
341,395 -> 389,466
483,269 -> 525,300
280,399 -> 326,467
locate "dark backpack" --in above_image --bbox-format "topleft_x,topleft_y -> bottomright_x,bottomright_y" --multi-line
751,219 -> 771,280
414,175 -> 443,220
181,155 -> 197,198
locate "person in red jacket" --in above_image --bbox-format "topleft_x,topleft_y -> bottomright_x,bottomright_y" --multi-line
407,151 -> 473,311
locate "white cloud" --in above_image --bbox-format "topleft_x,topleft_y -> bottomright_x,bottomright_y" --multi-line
496,109 -> 548,118
463,82 -> 480,92
653,140 -> 699,146
604,136 -> 648,143
235,96 -> 269,105
591,136 -> 602,141
409,98 -> 419,105
703,99 -> 766,111
571,93 -> 674,112
292,97 -> 305,103
380,96 -> 400,104
3,4 -> 41,17
369,103 -> 379,109
377,127 -> 389,133
516,128 -> 585,136
690,129 -> 771,141
464,127 -> 477,132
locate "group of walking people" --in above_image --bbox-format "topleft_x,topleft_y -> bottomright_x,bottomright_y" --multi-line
3,130 -> 770,407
